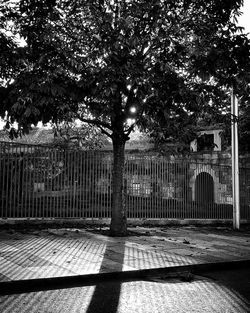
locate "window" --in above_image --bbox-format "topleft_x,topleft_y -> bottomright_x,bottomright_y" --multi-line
197,134 -> 215,151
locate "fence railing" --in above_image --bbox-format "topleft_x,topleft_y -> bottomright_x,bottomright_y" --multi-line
0,141 -> 250,220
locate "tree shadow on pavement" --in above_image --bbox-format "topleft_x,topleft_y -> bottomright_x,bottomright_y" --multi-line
86,238 -> 125,313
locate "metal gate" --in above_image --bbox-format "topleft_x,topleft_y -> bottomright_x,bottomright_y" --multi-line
1,141 -> 250,220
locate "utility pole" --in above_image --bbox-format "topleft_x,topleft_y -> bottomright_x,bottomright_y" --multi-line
231,89 -> 240,230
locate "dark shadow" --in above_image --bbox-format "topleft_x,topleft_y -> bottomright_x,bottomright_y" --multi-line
86,236 -> 125,313
199,267 -> 250,303
195,172 -> 214,203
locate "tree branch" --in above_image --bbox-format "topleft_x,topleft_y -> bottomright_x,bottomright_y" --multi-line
77,115 -> 113,131
124,123 -> 135,136
97,125 -> 112,138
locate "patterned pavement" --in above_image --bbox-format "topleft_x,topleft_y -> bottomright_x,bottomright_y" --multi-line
0,226 -> 250,282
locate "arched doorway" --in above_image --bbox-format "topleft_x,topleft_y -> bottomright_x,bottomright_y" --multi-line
195,172 -> 214,203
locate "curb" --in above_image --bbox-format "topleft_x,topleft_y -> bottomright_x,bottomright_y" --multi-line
1,259 -> 250,295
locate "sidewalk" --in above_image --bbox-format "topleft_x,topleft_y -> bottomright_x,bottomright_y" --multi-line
0,225 -> 250,293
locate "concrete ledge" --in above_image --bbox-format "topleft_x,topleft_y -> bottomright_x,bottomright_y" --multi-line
1,218 -> 250,229
1,259 -> 250,295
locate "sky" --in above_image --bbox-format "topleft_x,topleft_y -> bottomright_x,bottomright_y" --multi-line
238,0 -> 250,35
0,2 -> 250,130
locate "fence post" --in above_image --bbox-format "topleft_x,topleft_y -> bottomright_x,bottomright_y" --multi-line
231,89 -> 240,230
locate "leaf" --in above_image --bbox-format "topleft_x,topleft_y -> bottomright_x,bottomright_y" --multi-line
93,34 -> 101,41
24,107 -> 31,117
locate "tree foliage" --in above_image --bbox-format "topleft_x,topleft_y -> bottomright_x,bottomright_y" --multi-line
51,121 -> 110,150
1,0 -> 250,234
1,0 -> 249,135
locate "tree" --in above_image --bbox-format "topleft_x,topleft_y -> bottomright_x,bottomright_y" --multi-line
1,0 -> 250,235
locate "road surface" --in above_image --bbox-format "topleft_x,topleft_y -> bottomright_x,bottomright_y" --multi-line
0,268 -> 249,313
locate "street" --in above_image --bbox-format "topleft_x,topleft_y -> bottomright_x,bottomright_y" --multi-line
0,268 -> 249,313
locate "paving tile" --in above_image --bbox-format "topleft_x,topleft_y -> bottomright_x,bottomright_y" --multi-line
27,265 -> 77,278
0,250 -> 52,268
0,256 -> 37,281
0,273 -> 8,281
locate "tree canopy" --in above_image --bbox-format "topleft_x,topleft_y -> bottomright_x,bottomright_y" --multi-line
1,0 -> 249,136
1,0 -> 250,234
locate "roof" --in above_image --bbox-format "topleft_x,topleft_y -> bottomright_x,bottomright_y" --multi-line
195,124 -> 224,131
0,128 -> 55,145
0,127 -> 153,151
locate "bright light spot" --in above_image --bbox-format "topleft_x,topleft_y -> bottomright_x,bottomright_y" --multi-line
127,118 -> 136,126
0,119 -> 5,130
130,107 -> 136,114
18,37 -> 27,47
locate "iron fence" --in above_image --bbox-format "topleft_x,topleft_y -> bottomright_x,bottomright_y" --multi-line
0,141 -> 250,220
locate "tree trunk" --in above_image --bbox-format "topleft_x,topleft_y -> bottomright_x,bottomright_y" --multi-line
110,136 -> 127,236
